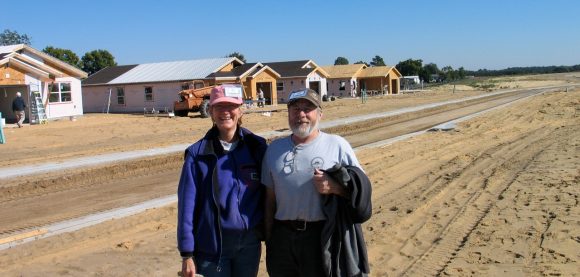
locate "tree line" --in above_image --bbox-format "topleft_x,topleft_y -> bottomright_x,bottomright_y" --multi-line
335,56 -> 580,83
1,29 -> 116,76
466,65 -> 580,77
335,56 -> 467,83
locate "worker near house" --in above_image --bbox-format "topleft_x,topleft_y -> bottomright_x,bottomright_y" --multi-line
12,91 -> 26,128
257,88 -> 265,108
177,84 -> 268,277
262,88 -> 372,277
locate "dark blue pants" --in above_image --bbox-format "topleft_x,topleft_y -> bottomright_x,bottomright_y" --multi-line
196,230 -> 261,277
266,221 -> 325,277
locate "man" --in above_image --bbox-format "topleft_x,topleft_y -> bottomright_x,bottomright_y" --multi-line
12,92 -> 26,128
258,88 -> 265,108
262,88 -> 372,277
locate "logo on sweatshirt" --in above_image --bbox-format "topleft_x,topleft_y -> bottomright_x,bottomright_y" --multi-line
311,157 -> 324,170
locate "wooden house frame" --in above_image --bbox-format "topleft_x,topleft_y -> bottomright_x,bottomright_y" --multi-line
0,44 -> 87,123
322,64 -> 402,96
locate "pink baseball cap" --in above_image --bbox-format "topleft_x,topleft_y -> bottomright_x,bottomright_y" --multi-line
209,84 -> 244,106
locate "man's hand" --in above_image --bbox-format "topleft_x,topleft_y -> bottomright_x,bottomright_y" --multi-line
181,257 -> 196,277
313,168 -> 348,197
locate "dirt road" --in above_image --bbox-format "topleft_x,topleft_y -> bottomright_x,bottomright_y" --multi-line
0,88 -> 551,238
0,74 -> 578,276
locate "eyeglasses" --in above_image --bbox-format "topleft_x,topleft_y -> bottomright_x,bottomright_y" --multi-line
289,105 -> 317,114
283,148 -> 297,174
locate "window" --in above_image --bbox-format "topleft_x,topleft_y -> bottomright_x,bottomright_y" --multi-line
49,82 -> 72,103
194,82 -> 204,89
116,87 -> 125,105
339,81 -> 346,91
277,82 -> 284,91
145,87 -> 153,101
181,83 -> 190,90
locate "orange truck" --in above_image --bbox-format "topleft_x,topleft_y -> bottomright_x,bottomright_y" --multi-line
173,85 -> 216,118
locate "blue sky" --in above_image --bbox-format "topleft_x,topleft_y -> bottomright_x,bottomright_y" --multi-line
2,0 -> 579,70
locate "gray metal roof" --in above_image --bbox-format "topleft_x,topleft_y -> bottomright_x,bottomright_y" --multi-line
108,57 -> 235,85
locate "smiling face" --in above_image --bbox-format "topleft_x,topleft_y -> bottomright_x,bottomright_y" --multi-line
288,99 -> 322,141
210,102 -> 242,134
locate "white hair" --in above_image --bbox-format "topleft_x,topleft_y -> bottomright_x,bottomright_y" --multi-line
16,92 -> 22,97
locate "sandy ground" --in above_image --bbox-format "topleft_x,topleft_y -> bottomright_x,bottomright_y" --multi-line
0,74 -> 578,276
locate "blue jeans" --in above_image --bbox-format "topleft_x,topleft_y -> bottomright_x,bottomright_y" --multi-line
196,230 -> 261,277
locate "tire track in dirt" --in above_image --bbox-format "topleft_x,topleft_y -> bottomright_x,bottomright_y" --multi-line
442,124 -> 579,276
332,89 -> 539,147
366,125 -> 564,276
0,155 -> 182,236
404,133 -> 553,277
0,154 -> 181,202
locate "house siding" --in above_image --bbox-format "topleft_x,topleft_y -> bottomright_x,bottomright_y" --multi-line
327,77 -> 357,97
83,82 -> 183,113
45,77 -> 84,118
307,71 -> 327,97
276,78 -> 306,103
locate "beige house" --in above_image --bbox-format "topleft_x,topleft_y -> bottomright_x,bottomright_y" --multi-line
265,60 -> 330,103
322,64 -> 366,98
358,66 -> 402,95
322,64 -> 402,97
209,63 -> 281,105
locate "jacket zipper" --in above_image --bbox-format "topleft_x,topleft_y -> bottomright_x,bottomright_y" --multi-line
230,152 -> 247,230
211,160 -> 223,272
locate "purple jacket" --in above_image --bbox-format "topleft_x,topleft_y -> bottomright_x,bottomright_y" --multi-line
177,126 -> 267,261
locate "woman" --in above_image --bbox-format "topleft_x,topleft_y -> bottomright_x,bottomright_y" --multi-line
177,84 -> 267,277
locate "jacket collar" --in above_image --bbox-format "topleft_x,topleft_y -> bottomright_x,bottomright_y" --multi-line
199,125 -> 247,156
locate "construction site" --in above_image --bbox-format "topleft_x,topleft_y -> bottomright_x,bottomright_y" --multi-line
0,73 -> 578,276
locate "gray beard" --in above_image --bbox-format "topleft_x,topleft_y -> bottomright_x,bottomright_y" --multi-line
291,120 -> 319,139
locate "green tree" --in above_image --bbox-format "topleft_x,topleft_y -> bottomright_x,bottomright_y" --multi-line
421,63 -> 440,82
441,66 -> 456,82
43,46 -> 80,67
354,61 -> 369,66
334,57 -> 349,65
226,52 -> 246,63
0,29 -> 31,45
417,63 -> 439,83
457,67 -> 466,79
80,49 -> 117,76
370,55 -> 386,67
396,59 -> 423,76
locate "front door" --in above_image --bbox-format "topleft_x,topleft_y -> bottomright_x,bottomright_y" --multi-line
309,81 -> 320,93
256,82 -> 272,105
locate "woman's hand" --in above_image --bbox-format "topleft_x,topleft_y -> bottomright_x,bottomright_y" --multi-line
181,257 -> 196,277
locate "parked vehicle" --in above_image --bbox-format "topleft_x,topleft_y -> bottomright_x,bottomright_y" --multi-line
174,84 -> 215,118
